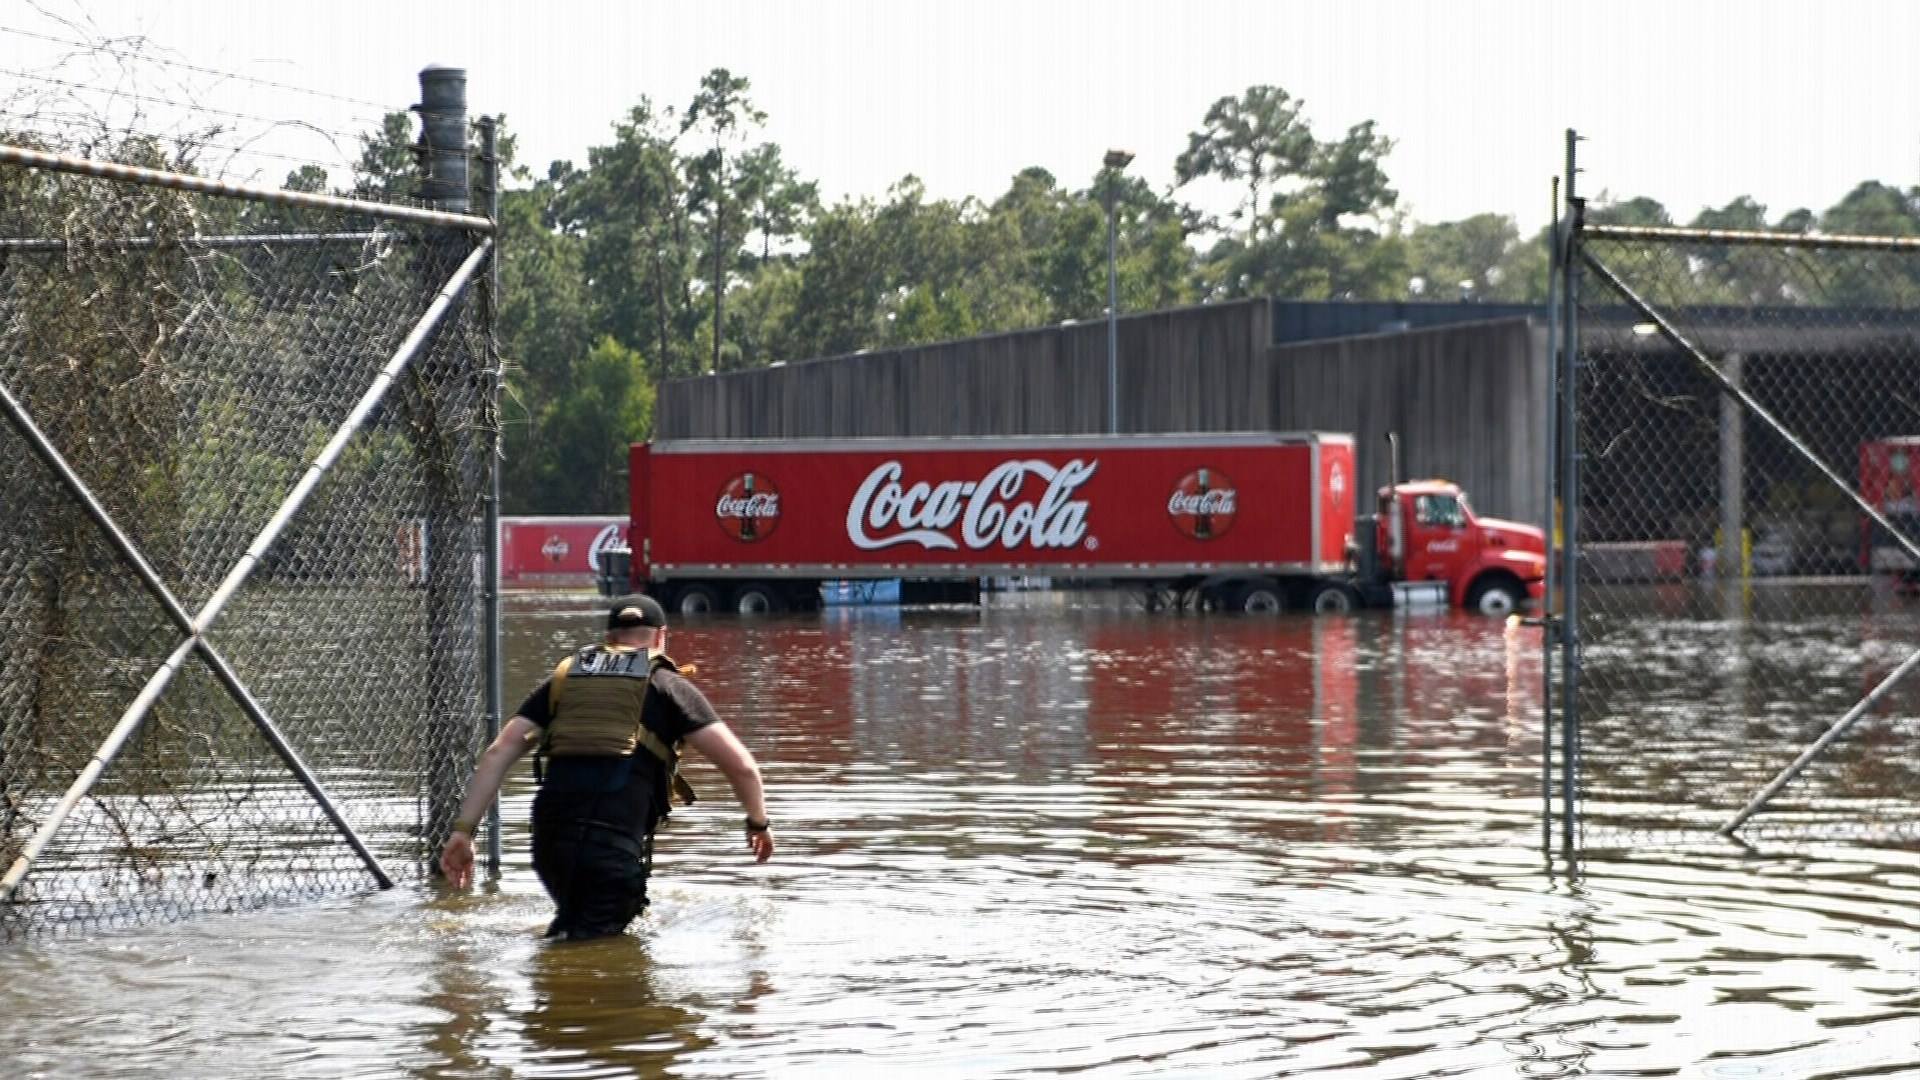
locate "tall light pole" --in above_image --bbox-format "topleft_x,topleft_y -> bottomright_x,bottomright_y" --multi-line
1103,148 -> 1133,433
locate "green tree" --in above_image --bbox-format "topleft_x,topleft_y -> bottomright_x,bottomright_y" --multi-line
1685,196 -> 1804,305
1817,182 -> 1920,305
351,112 -> 417,202
1406,213 -> 1543,301
725,258 -> 805,369
498,171 -> 596,512
681,68 -> 765,373
555,99 -> 700,379
1177,87 -> 1404,300
735,144 -> 817,264
1820,181 -> 1920,236
1586,194 -> 1672,227
981,167 -> 1194,325
991,166 -> 1099,319
888,283 -> 978,345
283,164 -> 329,194
1175,85 -> 1316,243
787,198 -> 889,359
787,178 -> 1003,354
522,336 -> 654,512
713,141 -> 816,366
1499,226 -> 1552,303
546,72 -> 813,378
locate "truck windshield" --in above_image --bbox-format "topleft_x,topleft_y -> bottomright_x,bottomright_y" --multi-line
1414,493 -> 1468,528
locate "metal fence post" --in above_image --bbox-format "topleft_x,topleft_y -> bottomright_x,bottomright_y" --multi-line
1541,174 -> 1560,858
476,115 -> 504,877
417,64 -> 472,866
418,66 -> 470,215
1558,129 -> 1583,863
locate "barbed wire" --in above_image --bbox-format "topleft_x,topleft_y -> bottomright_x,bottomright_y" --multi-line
0,23 -> 404,119
0,67 -> 377,146
0,110 -> 360,174
0,17 -> 481,232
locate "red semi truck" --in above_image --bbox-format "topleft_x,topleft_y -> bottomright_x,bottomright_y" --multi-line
620,432 -> 1546,616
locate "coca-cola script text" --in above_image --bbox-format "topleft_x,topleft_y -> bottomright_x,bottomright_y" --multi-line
847,459 -> 1097,551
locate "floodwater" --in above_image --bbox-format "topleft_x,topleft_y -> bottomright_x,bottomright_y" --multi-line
2,591 -> 1917,1078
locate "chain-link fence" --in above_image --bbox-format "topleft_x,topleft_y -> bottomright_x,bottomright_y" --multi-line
1555,160 -> 1920,850
0,130 -> 500,938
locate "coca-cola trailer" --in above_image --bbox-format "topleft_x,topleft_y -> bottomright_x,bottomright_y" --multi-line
500,516 -> 627,588
623,432 -> 1546,616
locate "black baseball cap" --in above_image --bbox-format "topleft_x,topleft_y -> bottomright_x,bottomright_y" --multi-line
608,594 -> 668,629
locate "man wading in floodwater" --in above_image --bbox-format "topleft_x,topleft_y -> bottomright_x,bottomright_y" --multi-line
440,595 -> 774,939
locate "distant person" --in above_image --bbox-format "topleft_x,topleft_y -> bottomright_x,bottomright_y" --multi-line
440,594 -> 773,940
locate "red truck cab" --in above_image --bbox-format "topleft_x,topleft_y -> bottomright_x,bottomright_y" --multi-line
1377,480 -> 1548,614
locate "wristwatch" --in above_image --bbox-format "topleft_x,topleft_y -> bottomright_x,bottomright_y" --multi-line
744,817 -> 771,833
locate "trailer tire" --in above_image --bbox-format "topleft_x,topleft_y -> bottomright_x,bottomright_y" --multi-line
733,582 -> 785,616
1227,580 -> 1285,615
1308,582 -> 1359,614
1467,575 -> 1522,616
673,584 -> 720,616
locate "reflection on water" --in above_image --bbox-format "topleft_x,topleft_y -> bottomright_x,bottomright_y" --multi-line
0,591 -> 1914,1078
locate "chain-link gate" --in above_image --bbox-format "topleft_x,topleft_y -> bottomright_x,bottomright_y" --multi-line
0,135 -> 501,938
1551,134 -> 1920,852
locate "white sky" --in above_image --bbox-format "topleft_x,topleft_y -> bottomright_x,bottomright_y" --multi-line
6,0 -> 1917,233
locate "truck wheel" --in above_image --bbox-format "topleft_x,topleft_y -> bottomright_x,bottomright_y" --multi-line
1308,583 -> 1358,614
674,584 -> 719,616
1229,581 -> 1285,615
1468,577 -> 1521,616
733,583 -> 785,616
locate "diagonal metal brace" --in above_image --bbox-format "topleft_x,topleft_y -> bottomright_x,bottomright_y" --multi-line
0,377 -> 394,894
0,238 -> 493,902
1579,249 -> 1920,834
1722,648 -> 1920,836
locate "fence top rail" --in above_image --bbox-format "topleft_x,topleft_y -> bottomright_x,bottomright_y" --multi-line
0,143 -> 495,234
0,231 -> 403,253
1584,222 -> 1920,252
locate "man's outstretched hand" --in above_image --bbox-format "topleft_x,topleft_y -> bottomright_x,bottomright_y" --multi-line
440,832 -> 475,889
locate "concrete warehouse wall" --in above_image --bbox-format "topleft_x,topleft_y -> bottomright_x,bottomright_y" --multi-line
1253,316 -> 1549,527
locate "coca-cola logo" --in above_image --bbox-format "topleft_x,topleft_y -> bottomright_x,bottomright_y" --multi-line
1168,468 -> 1237,541
541,535 -> 571,562
586,523 -> 625,571
847,458 -> 1097,551
716,472 -> 781,542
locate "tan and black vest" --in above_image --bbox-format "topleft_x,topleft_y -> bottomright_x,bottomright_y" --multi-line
542,646 -> 697,806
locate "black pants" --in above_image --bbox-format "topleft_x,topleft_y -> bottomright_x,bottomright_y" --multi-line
531,803 -> 652,941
